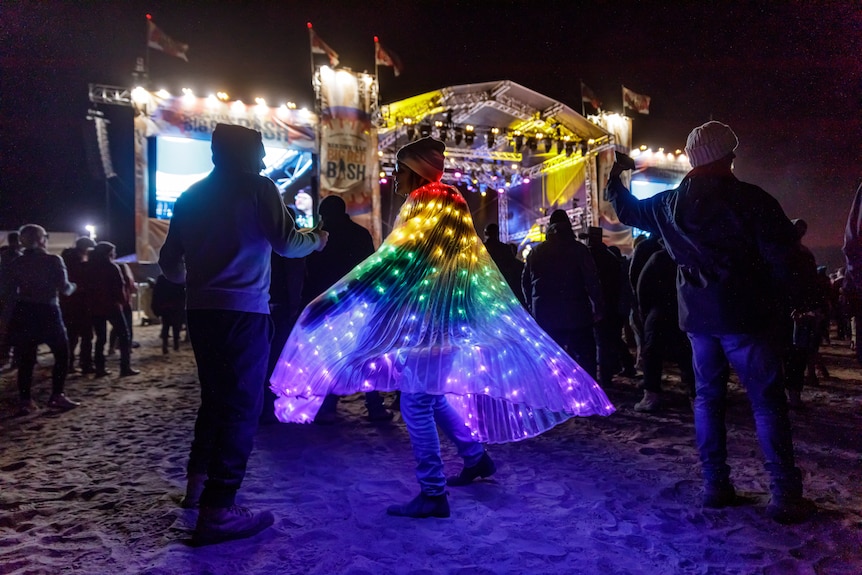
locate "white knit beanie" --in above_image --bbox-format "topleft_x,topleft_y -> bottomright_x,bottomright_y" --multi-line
684,121 -> 738,167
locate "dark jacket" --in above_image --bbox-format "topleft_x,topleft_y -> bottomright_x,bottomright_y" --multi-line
607,167 -> 810,334
522,224 -> 603,331
484,238 -> 526,305
84,259 -> 127,317
637,249 -> 678,322
151,274 -> 186,317
303,213 -> 375,304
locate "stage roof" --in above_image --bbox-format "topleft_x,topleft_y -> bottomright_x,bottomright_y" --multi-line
378,80 -> 611,174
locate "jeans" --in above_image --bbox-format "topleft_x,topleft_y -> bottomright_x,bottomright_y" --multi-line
400,392 -> 485,496
186,309 -> 272,508
688,331 -> 802,498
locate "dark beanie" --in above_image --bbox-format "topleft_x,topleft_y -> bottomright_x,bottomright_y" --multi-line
548,209 -> 571,228
211,124 -> 266,171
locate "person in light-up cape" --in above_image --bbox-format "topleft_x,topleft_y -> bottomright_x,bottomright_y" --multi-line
270,137 -> 615,518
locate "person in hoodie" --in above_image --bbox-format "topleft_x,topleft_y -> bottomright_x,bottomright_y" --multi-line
159,123 -> 327,546
605,121 -> 815,524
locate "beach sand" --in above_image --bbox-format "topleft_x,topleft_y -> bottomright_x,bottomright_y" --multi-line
1,322 -> 860,574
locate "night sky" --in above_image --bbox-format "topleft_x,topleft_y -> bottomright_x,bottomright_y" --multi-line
2,1 -> 860,266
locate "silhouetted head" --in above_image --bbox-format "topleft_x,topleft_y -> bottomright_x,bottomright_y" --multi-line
6,232 -> 19,247
319,195 -> 347,223
91,241 -> 116,262
75,236 -> 96,253
484,223 -> 500,241
548,209 -> 571,228
211,124 -> 266,173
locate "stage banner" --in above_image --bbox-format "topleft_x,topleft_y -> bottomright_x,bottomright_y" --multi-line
148,94 -> 317,151
316,66 -> 381,245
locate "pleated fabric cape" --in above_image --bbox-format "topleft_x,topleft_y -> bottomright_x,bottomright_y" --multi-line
270,182 -> 615,442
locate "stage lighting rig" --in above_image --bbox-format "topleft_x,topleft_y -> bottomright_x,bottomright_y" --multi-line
464,125 -> 475,145
404,118 -> 416,140
487,127 -> 499,147
454,127 -> 463,145
512,130 -> 524,152
419,121 -> 432,138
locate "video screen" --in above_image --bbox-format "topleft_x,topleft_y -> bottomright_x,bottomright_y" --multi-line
152,136 -> 297,219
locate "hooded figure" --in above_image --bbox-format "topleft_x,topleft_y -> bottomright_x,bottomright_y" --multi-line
159,123 -> 326,545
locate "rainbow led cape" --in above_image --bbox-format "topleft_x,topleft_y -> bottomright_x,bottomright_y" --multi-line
270,182 -> 614,442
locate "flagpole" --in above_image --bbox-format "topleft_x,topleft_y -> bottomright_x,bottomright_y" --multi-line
307,22 -> 316,80
373,37 -> 380,112
145,15 -> 151,81
621,85 -> 625,116
580,79 -> 585,117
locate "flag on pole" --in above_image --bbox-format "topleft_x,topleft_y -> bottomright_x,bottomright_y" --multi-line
146,18 -> 189,62
622,85 -> 651,114
308,24 -> 339,67
374,37 -> 402,76
580,81 -> 601,110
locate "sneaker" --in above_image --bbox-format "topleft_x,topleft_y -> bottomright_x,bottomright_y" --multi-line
16,399 -> 40,416
181,473 -> 207,509
447,451 -> 496,486
386,492 -> 450,518
47,393 -> 80,411
192,505 -> 274,546
120,368 -> 141,377
702,481 -> 736,508
766,496 -> 815,524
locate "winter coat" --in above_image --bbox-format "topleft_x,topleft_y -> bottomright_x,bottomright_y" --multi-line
607,167 -> 813,334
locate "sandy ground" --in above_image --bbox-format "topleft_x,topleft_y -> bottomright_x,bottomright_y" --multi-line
1,321 -> 860,575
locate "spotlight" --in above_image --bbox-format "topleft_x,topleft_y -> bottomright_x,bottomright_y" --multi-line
513,130 -> 524,152
487,127 -> 499,147
565,140 -> 575,157
527,134 -> 537,151
464,125 -> 475,145
454,127 -> 463,145
555,139 -> 564,154
419,122 -> 432,138
404,118 -> 415,140
541,134 -> 553,153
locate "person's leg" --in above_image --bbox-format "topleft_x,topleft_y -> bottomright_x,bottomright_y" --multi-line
432,395 -> 485,465
160,319 -> 170,353
188,310 -> 271,509
46,312 -> 70,397
92,317 -> 108,374
640,313 -> 663,394
109,309 -> 134,374
388,392 -> 450,518
190,311 -> 275,544
594,320 -> 617,386
16,342 -> 38,402
688,332 -> 734,504
566,326 -> 598,381
79,319 -> 94,373
721,333 -> 803,502
399,392 -> 446,496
